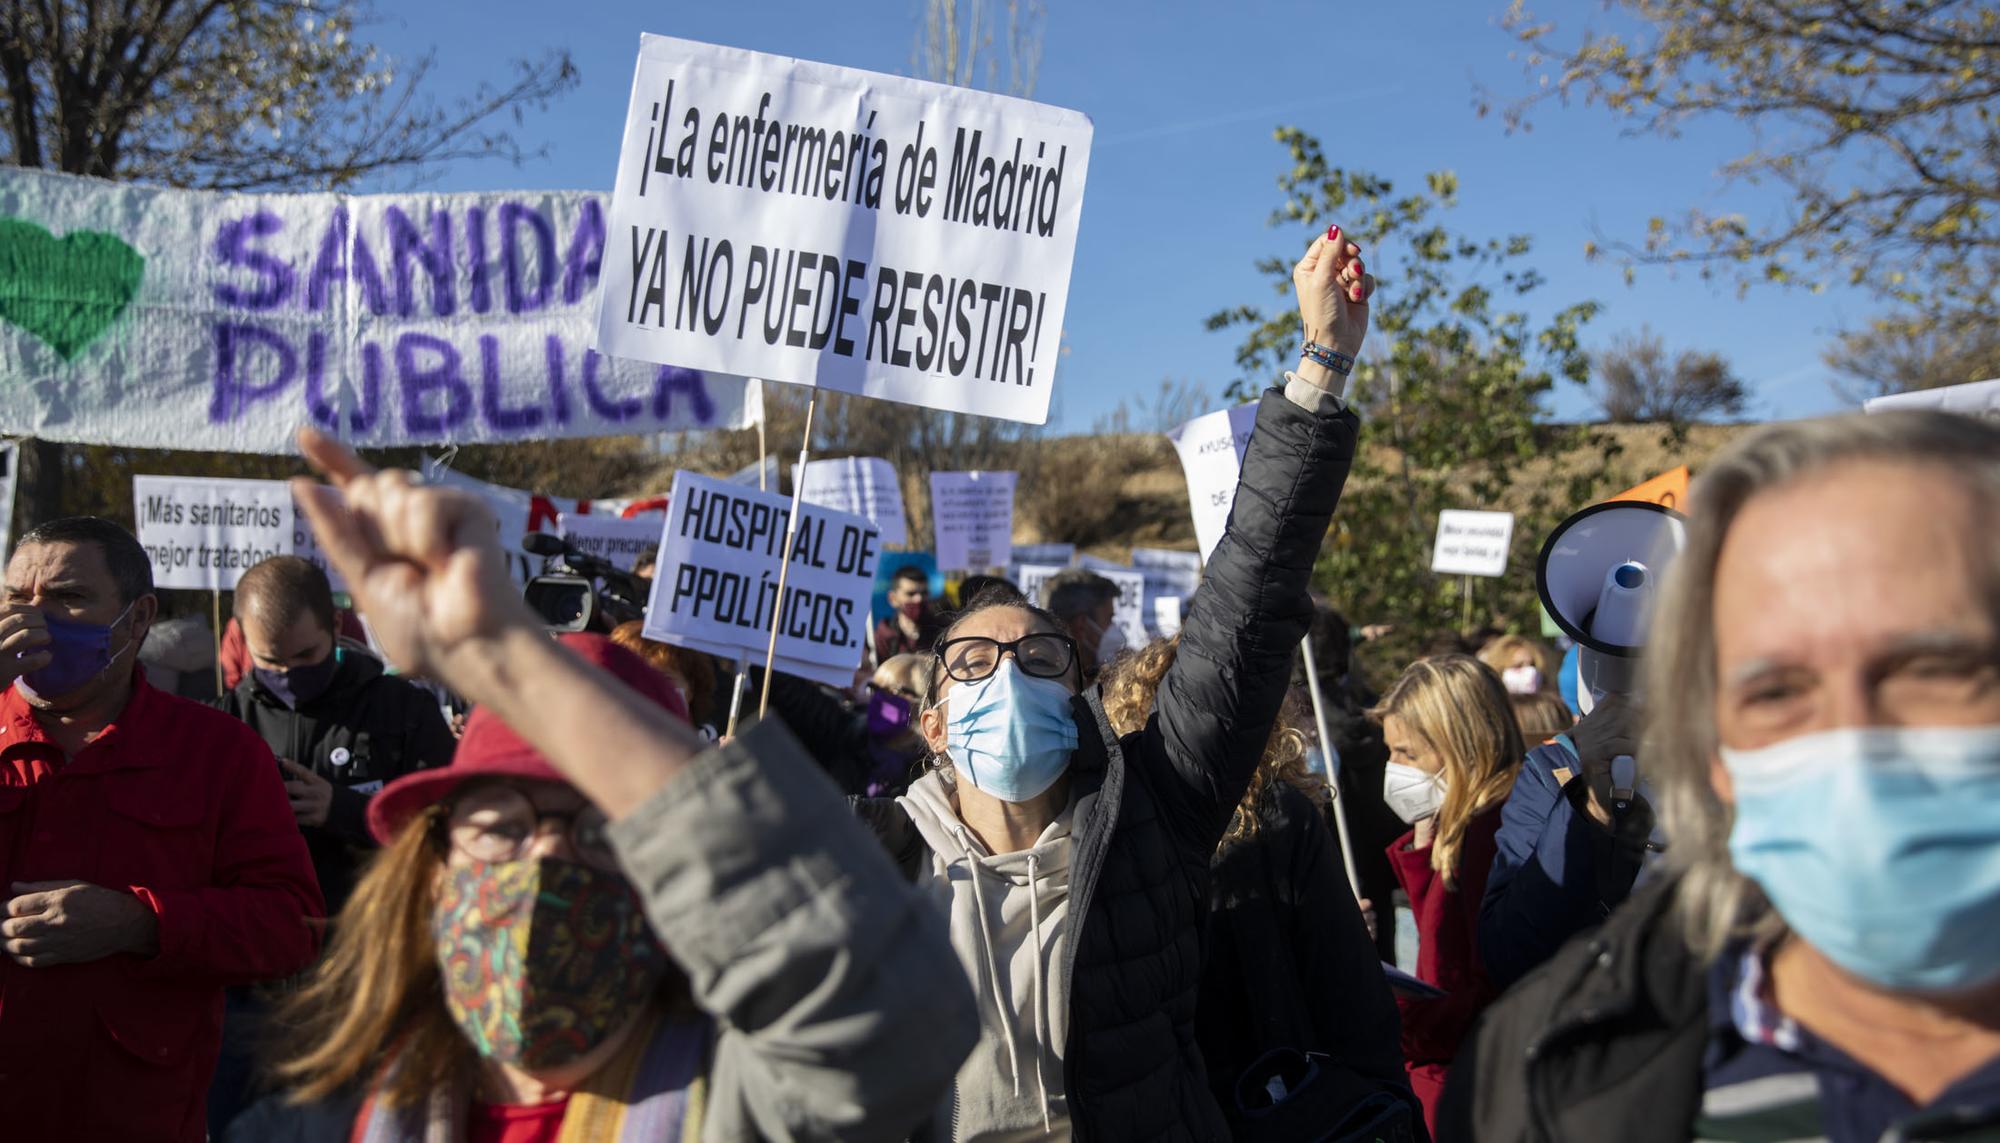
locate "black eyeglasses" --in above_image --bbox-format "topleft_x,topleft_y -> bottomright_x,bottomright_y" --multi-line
443,783 -> 620,871
936,633 -> 1078,684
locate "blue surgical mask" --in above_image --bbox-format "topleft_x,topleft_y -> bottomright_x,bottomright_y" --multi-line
18,601 -> 138,700
1722,724 -> 2000,993
945,660 -> 1079,803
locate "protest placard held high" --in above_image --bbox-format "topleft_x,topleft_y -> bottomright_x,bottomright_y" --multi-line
597,35 -> 1093,425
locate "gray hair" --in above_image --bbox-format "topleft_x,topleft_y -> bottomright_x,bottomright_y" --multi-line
1649,408 -> 2000,961
1041,569 -> 1118,622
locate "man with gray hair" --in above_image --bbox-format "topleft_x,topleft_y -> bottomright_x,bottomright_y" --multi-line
1041,568 -> 1126,678
1441,409 -> 2000,1140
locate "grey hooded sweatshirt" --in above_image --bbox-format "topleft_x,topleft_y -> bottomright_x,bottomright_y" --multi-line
900,769 -> 1076,1142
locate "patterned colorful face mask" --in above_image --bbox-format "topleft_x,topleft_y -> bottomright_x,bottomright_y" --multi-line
431,856 -> 667,1069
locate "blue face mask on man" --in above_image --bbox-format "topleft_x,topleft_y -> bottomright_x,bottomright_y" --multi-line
945,659 -> 1080,803
17,600 -> 139,700
1722,724 -> 2000,993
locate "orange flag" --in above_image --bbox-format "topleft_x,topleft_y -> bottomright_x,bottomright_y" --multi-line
1607,465 -> 1690,511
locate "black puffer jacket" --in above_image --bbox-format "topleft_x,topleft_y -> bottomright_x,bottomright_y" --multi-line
862,385 -> 1359,1141
1435,876 -> 1707,1142
217,649 -> 455,911
1200,779 -> 1418,1135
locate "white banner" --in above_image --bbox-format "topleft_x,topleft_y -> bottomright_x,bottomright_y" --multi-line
930,470 -> 1016,570
558,512 -> 661,572
642,471 -> 880,686
0,442 -> 15,558
1167,402 -> 1258,563
795,456 -> 907,546
1152,595 -> 1183,638
1864,377 -> 2000,420
1431,509 -> 1516,578
0,166 -> 760,451
596,34 -> 1093,425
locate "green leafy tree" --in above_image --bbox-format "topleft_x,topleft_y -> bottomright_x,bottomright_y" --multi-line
1487,0 -> 1998,396
1210,127 -> 1645,658
1,0 -> 578,529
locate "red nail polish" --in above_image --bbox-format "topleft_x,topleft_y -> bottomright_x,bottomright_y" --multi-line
1352,259 -> 1364,275
1350,286 -> 1364,300
1328,225 -> 1341,241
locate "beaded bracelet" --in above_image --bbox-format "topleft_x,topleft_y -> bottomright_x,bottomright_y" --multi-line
1300,340 -> 1355,377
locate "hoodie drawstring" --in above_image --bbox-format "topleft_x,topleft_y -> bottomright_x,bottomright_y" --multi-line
954,825 -> 1027,1099
1026,852 -> 1052,1134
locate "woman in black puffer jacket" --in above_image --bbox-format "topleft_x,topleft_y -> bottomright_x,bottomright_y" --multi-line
854,225 -> 1375,1141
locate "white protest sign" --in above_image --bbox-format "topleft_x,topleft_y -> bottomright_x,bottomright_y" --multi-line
643,471 -> 880,687
930,471 -> 1016,570
1152,596 -> 1183,638
0,442 -> 15,557
1865,377 -> 2000,420
0,166 -> 761,452
1167,402 -> 1259,563
1131,546 -> 1202,597
558,512 -> 662,572
422,463 -> 646,587
795,456 -> 907,546
596,34 -> 1094,425
134,475 -> 298,591
1012,563 -> 1067,612
1021,560 -> 1145,651
1011,541 -> 1074,567
1431,510 -> 1516,578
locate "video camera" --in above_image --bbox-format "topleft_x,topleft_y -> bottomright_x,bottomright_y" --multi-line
522,532 -> 649,633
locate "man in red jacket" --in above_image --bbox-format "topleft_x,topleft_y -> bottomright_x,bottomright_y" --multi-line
0,516 -> 324,1143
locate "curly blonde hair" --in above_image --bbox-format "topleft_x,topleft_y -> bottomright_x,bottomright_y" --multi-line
1099,636 -> 1325,849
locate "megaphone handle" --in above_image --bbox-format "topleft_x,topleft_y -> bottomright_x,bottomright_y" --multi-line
1610,754 -> 1637,815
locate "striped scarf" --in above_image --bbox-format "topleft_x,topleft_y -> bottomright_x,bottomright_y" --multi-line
350,1009 -> 709,1143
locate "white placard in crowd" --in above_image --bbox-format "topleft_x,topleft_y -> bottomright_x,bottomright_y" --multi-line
422,463 -> 647,586
795,456 -> 908,546
558,512 -> 662,572
643,471 -> 881,688
1131,546 -> 1202,597
133,474 -> 350,591
0,442 -> 16,557
134,475 -> 300,591
1011,563 -> 1066,613
1430,509 -> 1516,578
1152,595 -> 1184,638
1167,402 -> 1259,563
0,166 -> 761,452
596,34 -> 1094,425
931,471 -> 1017,571
1010,541 -> 1074,567
1865,377 -> 2000,420
1071,557 -> 1150,650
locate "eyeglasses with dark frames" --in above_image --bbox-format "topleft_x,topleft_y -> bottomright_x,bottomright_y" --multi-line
935,633 -> 1078,684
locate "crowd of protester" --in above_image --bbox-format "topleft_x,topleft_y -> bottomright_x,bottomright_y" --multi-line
0,221 -> 1992,1142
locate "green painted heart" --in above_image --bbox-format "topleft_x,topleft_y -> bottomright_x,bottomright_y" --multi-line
0,217 -> 146,362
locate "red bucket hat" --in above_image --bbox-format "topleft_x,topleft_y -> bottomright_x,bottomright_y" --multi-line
365,632 -> 691,845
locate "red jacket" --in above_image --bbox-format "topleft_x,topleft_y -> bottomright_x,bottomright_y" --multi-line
0,670 -> 324,1143
1387,804 -> 1505,1138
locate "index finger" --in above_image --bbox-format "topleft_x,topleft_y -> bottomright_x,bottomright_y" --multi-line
297,427 -> 376,489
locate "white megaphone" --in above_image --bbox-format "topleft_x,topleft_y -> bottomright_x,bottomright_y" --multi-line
1537,501 -> 1687,814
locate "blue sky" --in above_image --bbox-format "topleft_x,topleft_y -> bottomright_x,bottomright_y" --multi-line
363,0 -> 1872,433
